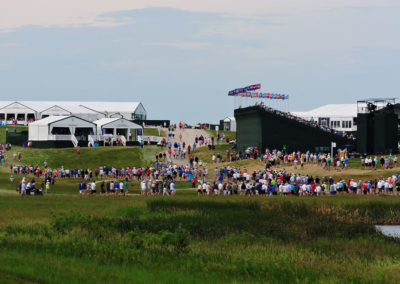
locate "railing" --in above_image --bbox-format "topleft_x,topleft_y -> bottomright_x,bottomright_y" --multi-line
88,134 -> 129,146
139,135 -> 164,143
47,134 -> 78,147
88,135 -> 95,147
71,135 -> 78,148
48,135 -> 74,141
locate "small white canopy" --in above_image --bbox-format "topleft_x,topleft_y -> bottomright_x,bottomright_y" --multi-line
224,116 -> 235,122
223,116 -> 236,131
94,117 -> 142,129
94,117 -> 142,137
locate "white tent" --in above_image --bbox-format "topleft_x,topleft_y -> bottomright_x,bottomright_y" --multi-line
94,118 -> 142,143
223,117 -> 236,131
0,101 -> 147,124
292,104 -> 357,131
28,116 -> 96,147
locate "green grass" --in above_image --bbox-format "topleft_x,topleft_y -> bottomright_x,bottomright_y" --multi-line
191,144 -> 235,164
3,145 -> 161,169
143,128 -> 166,137
1,143 -> 400,282
0,194 -> 400,283
206,129 -> 236,140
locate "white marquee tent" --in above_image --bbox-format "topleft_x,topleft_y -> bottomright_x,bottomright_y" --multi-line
28,116 -> 96,147
0,101 -> 147,125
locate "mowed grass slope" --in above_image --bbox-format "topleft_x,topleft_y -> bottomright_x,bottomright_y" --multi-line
143,128 -> 167,137
0,195 -> 400,283
206,129 -> 236,140
3,145 -> 160,169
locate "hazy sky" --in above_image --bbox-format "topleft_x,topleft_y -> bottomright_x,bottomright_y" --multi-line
1,1 -> 399,123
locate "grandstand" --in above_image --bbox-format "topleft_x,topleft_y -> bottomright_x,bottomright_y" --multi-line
235,106 -> 356,153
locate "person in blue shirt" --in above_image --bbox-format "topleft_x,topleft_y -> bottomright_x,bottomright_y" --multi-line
78,181 -> 83,195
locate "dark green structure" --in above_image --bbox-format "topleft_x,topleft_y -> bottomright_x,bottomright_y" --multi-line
235,106 -> 355,153
6,131 -> 28,146
356,106 -> 398,155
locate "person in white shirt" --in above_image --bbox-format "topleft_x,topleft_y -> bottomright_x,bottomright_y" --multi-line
316,185 -> 322,196
141,180 -> 147,195
20,179 -> 26,195
169,181 -> 176,196
91,181 -> 96,194
218,182 -> 223,195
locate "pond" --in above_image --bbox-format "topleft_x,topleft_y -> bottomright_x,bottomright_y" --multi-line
375,225 -> 400,239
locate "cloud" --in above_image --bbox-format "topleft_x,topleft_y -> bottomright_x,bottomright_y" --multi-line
1,0 -> 399,30
142,41 -> 212,50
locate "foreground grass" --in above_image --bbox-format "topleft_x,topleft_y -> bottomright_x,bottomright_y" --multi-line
0,193 -> 400,283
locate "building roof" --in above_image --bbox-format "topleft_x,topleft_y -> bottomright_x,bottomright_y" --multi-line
292,104 -> 357,118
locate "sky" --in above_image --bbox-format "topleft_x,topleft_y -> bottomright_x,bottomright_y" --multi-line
1,0 -> 400,124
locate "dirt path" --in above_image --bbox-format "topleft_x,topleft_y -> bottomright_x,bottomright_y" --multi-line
163,128 -> 211,166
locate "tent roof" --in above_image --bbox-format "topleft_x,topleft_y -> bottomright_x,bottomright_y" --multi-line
0,101 -> 142,114
224,116 -> 235,122
29,115 -> 96,127
94,117 -> 142,128
292,104 -> 357,118
28,116 -> 70,126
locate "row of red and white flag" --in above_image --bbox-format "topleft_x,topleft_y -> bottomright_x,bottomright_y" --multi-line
228,83 -> 288,100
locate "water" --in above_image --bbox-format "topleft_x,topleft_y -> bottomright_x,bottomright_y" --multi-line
375,225 -> 400,238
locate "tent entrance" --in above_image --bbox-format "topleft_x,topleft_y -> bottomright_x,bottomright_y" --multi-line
75,128 -> 93,142
116,128 -> 128,138
103,128 -> 114,135
51,127 -> 71,135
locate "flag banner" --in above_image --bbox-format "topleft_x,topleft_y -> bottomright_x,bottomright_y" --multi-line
233,91 -> 289,99
228,83 -> 261,96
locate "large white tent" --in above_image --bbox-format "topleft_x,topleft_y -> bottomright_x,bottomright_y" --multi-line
0,101 -> 146,125
292,104 -> 357,132
28,116 -> 96,147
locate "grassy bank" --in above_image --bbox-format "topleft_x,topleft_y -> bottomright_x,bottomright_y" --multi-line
2,145 -> 161,169
143,128 -> 166,137
0,194 -> 400,283
206,129 -> 236,140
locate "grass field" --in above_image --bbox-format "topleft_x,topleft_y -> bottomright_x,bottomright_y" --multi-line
206,129 -> 236,140
3,145 -> 161,169
143,128 -> 166,137
0,192 -> 400,283
1,145 -> 400,282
